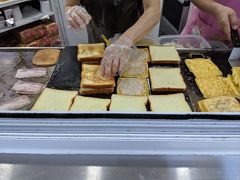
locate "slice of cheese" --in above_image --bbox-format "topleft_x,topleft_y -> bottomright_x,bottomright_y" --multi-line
185,58 -> 222,78
70,96 -> 110,112
117,78 -> 148,96
149,94 -> 192,112
195,76 -> 235,98
198,96 -> 240,112
149,46 -> 181,64
149,68 -> 186,92
110,94 -> 148,112
32,88 -> 78,111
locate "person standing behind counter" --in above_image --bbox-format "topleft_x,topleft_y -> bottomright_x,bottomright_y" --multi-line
65,0 -> 160,78
182,0 -> 240,44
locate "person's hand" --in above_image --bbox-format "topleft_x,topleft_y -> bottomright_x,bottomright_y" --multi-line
214,4 -> 239,40
99,36 -> 133,78
65,6 -> 91,29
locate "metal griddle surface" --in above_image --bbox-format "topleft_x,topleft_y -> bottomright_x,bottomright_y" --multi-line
0,49 -> 58,110
48,46 -> 80,91
48,47 -> 232,112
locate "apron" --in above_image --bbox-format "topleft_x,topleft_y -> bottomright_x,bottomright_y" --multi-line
181,0 -> 240,42
81,0 -> 143,43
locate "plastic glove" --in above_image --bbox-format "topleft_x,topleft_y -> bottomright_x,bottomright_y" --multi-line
66,6 -> 91,29
99,36 -> 133,78
214,4 -> 239,41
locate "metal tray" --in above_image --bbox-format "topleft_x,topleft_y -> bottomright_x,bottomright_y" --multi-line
0,48 -> 61,110
48,47 -> 232,112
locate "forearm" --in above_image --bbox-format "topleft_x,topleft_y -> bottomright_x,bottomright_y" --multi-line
65,0 -> 80,12
120,0 -> 161,44
191,0 -> 221,16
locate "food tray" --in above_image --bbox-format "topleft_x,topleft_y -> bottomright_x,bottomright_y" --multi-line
0,48 -> 60,110
159,35 -> 212,49
48,47 -> 232,112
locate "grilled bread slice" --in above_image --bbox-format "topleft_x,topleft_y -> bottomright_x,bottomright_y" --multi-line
110,94 -> 148,112
81,64 -> 115,89
77,43 -> 105,64
149,46 -> 180,64
149,94 -> 192,112
149,68 -> 186,93
70,96 -> 110,112
32,88 -> 78,111
32,49 -> 61,66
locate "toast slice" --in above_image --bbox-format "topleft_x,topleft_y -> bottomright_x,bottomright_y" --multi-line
198,96 -> 240,112
32,88 -> 78,111
110,94 -> 148,112
80,87 -> 114,95
149,46 -> 181,64
149,94 -> 192,112
70,96 -> 110,112
77,43 -> 105,63
117,78 -> 148,96
195,76 -> 235,98
81,64 -> 115,89
185,58 -> 222,78
32,49 -> 61,66
149,68 -> 186,92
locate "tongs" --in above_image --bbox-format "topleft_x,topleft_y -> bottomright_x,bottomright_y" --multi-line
228,28 -> 240,67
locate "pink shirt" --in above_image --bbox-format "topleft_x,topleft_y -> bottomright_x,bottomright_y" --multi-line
181,0 -> 240,42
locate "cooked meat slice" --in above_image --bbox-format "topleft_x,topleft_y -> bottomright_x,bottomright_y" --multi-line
0,96 -> 31,110
15,68 -> 47,79
12,80 -> 45,95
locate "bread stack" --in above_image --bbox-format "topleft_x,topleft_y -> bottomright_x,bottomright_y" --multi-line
80,64 -> 115,95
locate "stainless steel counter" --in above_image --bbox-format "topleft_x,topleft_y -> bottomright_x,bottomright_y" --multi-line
1,155 -> 240,180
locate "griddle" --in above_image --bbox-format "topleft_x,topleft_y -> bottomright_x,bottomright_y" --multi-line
48,46 -> 80,91
47,47 -> 232,112
0,48 -> 57,110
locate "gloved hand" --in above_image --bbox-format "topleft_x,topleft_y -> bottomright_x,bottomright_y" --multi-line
214,4 -> 239,41
99,36 -> 133,78
66,6 -> 91,29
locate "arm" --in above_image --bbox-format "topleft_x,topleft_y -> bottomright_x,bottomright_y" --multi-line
191,0 -> 239,40
100,0 -> 161,78
118,0 -> 161,44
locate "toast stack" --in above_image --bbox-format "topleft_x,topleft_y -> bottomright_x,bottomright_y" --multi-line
80,64 -> 115,95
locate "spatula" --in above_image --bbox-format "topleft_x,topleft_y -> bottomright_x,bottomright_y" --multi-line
228,28 -> 240,67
